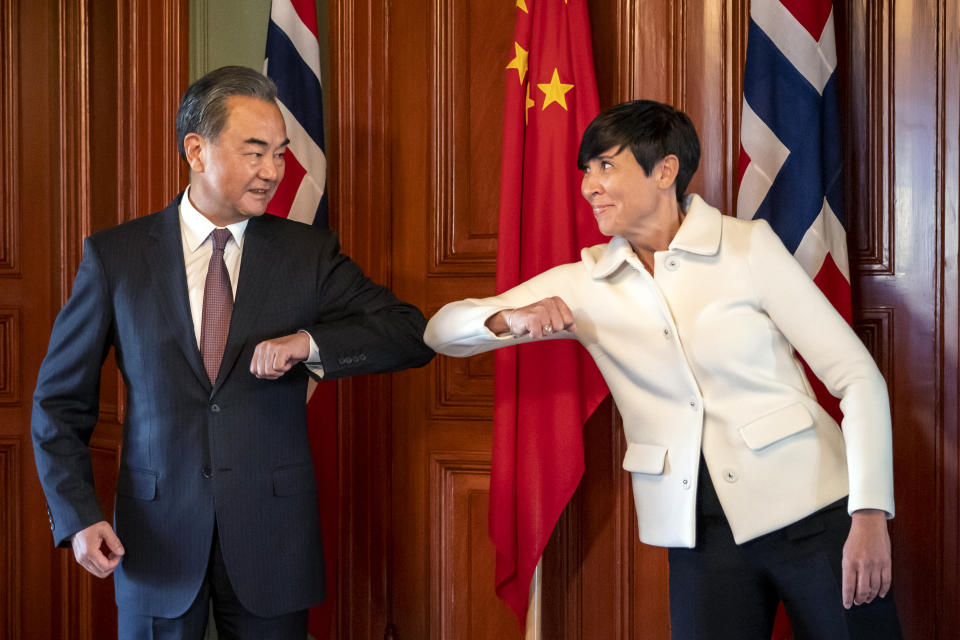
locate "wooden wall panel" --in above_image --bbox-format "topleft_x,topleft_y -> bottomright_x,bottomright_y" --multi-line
329,1 -> 395,636
0,1 -> 187,638
383,0 -> 523,636
0,438 -> 20,640
428,0 -> 508,276
844,0 -> 893,274
938,0 -> 960,633
429,452 -> 515,638
0,0 -> 18,278
430,353 -> 494,421
844,0 -> 940,634
0,310 -> 20,406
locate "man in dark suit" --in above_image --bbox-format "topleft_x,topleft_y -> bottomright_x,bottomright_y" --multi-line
31,66 -> 434,638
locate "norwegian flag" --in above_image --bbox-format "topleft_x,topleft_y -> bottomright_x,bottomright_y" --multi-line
263,1 -> 337,637
264,0 -> 328,227
737,0 -> 849,420
737,2 -> 847,637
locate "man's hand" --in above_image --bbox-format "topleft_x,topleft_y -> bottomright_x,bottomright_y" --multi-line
485,297 -> 576,339
250,332 -> 311,379
841,508 -> 892,608
71,520 -> 124,578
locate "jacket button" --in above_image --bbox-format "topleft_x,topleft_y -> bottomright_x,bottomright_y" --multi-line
688,398 -> 698,411
681,476 -> 692,490
359,354 -> 366,361
662,327 -> 672,339
723,468 -> 739,483
201,466 -> 213,478
210,403 -> 221,413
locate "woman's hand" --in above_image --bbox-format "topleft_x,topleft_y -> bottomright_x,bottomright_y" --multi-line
841,508 -> 892,608
485,296 -> 575,339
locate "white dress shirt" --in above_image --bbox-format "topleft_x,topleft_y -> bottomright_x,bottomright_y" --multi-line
178,186 -> 322,366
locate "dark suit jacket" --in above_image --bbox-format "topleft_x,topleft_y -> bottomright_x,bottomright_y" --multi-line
31,197 -> 434,618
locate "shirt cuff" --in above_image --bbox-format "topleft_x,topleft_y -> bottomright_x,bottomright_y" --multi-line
298,330 -> 325,377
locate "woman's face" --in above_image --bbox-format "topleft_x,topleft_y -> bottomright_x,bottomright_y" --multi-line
580,147 -> 665,238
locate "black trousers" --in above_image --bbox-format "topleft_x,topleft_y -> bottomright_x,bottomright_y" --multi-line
667,458 -> 903,640
117,522 -> 308,640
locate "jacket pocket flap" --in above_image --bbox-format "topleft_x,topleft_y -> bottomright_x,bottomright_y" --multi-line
622,443 -> 667,474
738,402 -> 814,451
272,463 -> 317,497
117,467 -> 158,500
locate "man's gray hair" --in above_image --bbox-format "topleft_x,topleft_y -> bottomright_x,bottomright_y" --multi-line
176,65 -> 278,160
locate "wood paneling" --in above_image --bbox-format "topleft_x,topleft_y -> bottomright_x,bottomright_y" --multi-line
0,310 -> 19,405
845,0 -> 894,275
56,0 -> 90,304
427,0 -> 507,276
429,452 -> 516,638
937,0 -> 960,633
383,0 -> 523,636
0,438 -> 20,640
0,0 -> 18,278
328,1 -> 394,636
853,307 -> 894,386
0,1 -> 187,638
429,354 -> 494,421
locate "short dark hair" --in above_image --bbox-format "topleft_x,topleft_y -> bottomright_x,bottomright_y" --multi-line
577,100 -> 701,203
175,66 -> 278,160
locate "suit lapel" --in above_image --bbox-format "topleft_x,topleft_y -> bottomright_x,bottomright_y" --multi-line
212,215 -> 280,394
148,202 -> 212,392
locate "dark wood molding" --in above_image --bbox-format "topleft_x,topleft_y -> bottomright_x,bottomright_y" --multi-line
115,0 -> 188,225
0,308 -> 20,405
429,354 -> 493,422
0,438 -> 21,640
936,0 -> 959,632
853,306 -> 894,391
848,0 -> 894,274
0,0 -> 20,278
428,0 -> 499,277
57,0 -> 91,305
329,0 -> 394,636
428,451 -> 491,638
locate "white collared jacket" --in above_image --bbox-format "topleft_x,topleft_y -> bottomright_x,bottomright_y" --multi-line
424,195 -> 894,547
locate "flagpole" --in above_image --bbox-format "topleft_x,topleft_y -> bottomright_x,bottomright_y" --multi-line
524,560 -> 542,640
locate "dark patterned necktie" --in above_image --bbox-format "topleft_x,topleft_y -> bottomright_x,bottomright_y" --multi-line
200,228 -> 234,384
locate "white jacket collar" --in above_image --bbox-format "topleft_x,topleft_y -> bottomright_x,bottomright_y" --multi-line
588,194 -> 722,280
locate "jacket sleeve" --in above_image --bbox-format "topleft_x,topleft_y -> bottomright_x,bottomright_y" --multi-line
31,238 -> 114,546
423,264 -> 579,357
748,220 -> 895,518
303,233 -> 435,379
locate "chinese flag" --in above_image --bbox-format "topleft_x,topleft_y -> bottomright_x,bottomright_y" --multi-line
492,0 -> 608,625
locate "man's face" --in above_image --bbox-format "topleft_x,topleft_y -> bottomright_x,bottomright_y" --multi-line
580,146 -> 664,238
186,95 -> 289,225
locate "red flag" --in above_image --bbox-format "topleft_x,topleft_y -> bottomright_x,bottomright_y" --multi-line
492,0 -> 608,624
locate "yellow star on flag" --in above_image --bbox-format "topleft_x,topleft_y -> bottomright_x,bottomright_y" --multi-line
506,42 -> 529,84
525,83 -> 535,123
516,0 -> 529,13
538,68 -> 574,111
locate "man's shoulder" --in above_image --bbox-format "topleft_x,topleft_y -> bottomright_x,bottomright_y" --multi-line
249,214 -> 338,248
87,202 -> 177,247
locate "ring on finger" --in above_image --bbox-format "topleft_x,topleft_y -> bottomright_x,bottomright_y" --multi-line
543,324 -> 553,334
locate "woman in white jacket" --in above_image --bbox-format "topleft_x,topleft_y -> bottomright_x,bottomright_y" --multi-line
424,100 -> 902,639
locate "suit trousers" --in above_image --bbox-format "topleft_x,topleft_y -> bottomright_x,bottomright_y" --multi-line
667,457 -> 903,640
118,521 -> 309,640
